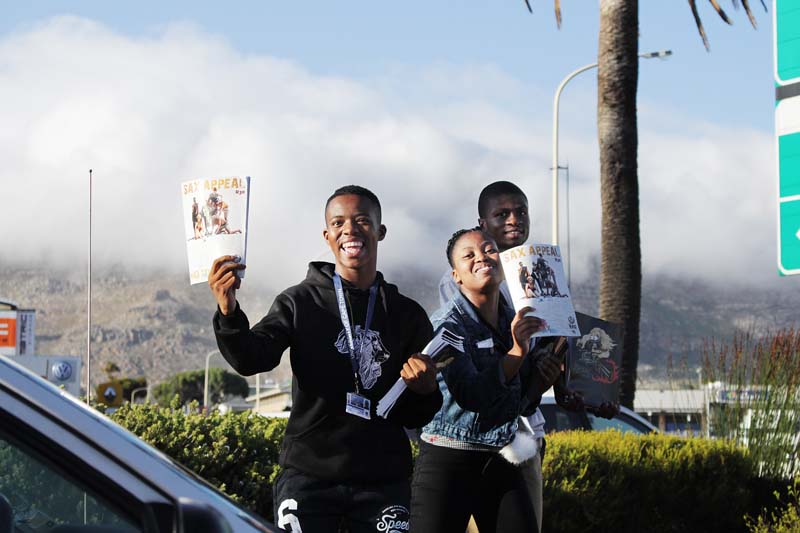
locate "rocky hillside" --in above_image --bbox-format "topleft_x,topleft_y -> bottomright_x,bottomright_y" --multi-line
2,263 -> 799,392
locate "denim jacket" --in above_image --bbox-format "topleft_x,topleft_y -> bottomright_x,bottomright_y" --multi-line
421,288 -> 541,448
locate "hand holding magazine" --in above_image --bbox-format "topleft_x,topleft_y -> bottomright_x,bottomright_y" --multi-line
376,327 -> 464,419
181,176 -> 250,285
498,242 -> 580,338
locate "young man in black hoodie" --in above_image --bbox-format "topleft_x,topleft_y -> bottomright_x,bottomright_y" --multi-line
209,185 -> 441,533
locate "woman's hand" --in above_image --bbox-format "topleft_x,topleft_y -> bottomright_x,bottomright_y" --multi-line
208,255 -> 246,315
509,306 -> 546,357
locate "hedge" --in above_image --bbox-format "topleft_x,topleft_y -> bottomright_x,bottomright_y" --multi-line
111,404 -> 785,531
542,430 -> 784,533
111,400 -> 286,521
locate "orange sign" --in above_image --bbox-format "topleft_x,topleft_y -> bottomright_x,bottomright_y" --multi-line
0,317 -> 16,349
96,381 -> 123,407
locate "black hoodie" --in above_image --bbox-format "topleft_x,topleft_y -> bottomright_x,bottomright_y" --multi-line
213,262 -> 442,482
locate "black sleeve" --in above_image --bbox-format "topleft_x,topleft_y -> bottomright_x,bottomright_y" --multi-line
212,293 -> 294,376
521,336 -> 560,411
386,304 -> 443,428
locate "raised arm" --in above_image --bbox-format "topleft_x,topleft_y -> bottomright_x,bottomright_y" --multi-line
210,256 -> 291,376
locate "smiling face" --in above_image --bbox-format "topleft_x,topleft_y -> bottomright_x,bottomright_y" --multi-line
479,193 -> 530,252
323,193 -> 386,285
451,230 -> 502,295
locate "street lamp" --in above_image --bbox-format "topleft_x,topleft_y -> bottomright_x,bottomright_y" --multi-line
551,49 -> 672,245
204,350 -> 221,413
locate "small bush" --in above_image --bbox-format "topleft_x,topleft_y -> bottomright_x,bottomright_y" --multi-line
111,401 -> 286,521
746,479 -> 800,533
542,430 -> 780,533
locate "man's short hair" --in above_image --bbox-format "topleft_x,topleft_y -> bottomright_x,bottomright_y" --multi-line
325,185 -> 382,223
478,181 -> 528,218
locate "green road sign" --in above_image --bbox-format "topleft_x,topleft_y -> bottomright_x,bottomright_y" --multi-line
775,0 -> 800,84
779,199 -> 800,273
775,0 -> 800,275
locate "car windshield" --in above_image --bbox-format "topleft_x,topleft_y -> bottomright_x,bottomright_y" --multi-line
2,357 -> 274,531
0,429 -> 141,532
587,412 -> 649,434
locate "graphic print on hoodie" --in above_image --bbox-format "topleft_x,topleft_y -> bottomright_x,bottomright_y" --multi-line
334,325 -> 390,389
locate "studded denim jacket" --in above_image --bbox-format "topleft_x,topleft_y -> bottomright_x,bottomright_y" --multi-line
421,288 -> 541,447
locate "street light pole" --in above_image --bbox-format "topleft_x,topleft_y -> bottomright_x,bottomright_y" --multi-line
255,374 -> 261,413
551,50 -> 672,245
203,350 -> 221,413
86,169 -> 92,404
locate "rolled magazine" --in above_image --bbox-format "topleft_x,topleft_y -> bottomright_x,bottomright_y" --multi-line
376,327 -> 464,419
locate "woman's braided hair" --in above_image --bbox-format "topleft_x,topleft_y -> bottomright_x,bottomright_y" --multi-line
446,226 -> 485,267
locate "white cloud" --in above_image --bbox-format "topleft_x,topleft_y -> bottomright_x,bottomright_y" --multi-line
0,16 -> 786,295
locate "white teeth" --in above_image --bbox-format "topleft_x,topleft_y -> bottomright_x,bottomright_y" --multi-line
342,241 -> 364,257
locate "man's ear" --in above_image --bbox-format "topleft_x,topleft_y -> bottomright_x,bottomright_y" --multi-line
451,269 -> 462,285
378,224 -> 387,241
322,229 -> 329,241
478,218 -> 487,230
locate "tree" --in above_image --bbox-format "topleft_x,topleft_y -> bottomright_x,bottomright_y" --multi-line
153,368 -> 250,406
524,0 -> 763,407
102,361 -> 121,380
117,376 -> 148,402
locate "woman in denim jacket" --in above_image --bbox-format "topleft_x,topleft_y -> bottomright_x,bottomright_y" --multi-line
409,227 -> 563,533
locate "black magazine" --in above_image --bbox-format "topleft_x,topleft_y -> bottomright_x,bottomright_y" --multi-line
566,312 -> 622,408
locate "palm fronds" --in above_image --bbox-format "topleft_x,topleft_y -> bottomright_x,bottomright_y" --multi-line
523,1 -> 765,52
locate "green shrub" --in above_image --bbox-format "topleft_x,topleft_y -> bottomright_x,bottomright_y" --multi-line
542,430 -> 779,533
110,404 -> 785,531
111,401 -> 286,521
152,368 -> 249,406
746,479 -> 800,533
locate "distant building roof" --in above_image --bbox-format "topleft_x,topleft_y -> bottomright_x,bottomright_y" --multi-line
246,387 -> 291,403
0,300 -> 18,310
634,389 -> 706,413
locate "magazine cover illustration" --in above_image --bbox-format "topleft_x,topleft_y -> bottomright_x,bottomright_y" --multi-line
499,243 -> 580,338
181,176 -> 250,285
566,312 -> 622,407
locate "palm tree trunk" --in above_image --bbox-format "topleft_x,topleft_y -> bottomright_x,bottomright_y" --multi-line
597,0 -> 641,409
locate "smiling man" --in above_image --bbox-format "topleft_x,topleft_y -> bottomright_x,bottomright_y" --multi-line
209,185 -> 441,533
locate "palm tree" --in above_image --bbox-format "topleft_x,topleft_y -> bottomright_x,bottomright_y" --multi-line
525,0 -> 764,407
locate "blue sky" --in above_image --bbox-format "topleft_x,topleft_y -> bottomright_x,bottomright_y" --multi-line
4,2 -> 773,126
1,2 -> 789,289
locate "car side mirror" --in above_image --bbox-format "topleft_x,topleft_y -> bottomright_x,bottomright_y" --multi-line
179,498 -> 232,533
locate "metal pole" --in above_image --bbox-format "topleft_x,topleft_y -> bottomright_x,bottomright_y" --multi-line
130,387 -> 148,404
86,169 -> 92,404
552,62 -> 597,245
551,50 -> 672,246
255,374 -> 261,413
565,164 -> 571,288
204,350 -> 219,413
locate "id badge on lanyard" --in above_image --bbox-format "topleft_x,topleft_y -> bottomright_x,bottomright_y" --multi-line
334,273 -> 378,420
